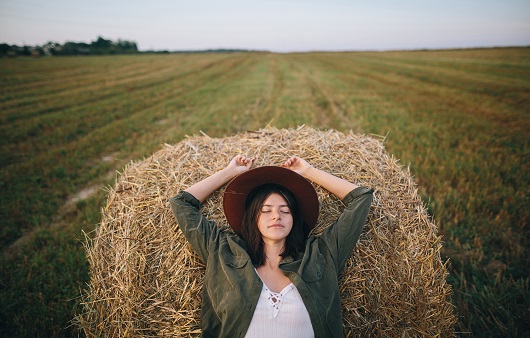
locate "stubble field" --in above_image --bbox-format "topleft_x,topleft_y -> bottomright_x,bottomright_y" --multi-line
0,48 -> 528,337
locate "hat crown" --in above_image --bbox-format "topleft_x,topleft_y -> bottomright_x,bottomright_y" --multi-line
223,166 -> 319,234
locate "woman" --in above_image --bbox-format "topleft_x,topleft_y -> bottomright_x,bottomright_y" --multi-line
170,155 -> 373,338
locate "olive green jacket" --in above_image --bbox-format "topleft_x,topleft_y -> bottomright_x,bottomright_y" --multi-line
170,187 -> 373,338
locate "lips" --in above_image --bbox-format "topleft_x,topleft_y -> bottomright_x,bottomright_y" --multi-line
268,223 -> 284,228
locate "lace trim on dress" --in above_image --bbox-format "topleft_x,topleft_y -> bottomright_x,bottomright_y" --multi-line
254,268 -> 296,319
263,283 -> 295,319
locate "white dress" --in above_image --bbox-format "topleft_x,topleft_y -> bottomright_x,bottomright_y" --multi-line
244,277 -> 315,338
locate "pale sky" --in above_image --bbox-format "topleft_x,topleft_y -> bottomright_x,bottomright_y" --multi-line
1,0 -> 529,52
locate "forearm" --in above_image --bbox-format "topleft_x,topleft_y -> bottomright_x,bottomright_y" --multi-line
302,167 -> 359,201
184,167 -> 237,203
183,155 -> 253,203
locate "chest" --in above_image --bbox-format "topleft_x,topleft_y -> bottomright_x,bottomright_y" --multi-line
255,265 -> 291,293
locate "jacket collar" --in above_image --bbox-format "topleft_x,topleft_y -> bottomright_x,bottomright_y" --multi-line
223,235 -> 251,268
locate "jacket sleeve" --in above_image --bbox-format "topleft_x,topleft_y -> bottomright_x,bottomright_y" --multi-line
169,191 -> 220,263
319,186 -> 373,274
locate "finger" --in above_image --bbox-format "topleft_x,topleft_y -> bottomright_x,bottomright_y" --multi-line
282,161 -> 292,168
237,156 -> 247,166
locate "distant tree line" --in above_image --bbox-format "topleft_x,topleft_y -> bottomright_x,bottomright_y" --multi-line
140,48 -> 261,55
0,36 -> 138,57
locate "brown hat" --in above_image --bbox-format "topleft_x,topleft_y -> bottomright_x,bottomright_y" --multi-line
223,166 -> 319,234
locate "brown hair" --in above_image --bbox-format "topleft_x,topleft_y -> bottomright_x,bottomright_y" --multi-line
238,184 -> 308,265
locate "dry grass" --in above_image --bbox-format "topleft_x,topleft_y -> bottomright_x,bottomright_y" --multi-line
77,126 -> 456,337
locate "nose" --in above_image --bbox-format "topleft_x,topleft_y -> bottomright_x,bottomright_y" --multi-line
272,210 -> 281,220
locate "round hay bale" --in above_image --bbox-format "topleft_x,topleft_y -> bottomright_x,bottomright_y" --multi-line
77,126 -> 456,337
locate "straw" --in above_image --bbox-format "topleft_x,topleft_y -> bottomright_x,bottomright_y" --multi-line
76,126 -> 456,337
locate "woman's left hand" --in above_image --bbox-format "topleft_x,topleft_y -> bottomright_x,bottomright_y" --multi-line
282,156 -> 359,200
281,156 -> 313,176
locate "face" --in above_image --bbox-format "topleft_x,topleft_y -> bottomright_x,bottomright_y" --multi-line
257,193 -> 293,243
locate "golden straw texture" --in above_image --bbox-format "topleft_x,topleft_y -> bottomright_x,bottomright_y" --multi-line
77,126 -> 456,337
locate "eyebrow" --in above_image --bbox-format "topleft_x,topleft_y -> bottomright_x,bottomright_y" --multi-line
262,204 -> 289,208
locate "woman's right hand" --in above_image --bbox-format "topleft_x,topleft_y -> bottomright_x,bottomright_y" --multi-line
184,155 -> 253,203
226,155 -> 254,177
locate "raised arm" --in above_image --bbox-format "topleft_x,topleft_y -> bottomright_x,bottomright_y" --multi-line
281,156 -> 359,200
185,155 -> 254,203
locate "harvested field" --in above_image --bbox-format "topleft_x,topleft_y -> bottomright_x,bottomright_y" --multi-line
1,49 -> 527,337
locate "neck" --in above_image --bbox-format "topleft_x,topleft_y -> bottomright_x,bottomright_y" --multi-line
262,240 -> 285,267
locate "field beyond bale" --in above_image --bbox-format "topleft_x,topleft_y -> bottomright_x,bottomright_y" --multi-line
0,48 -> 529,337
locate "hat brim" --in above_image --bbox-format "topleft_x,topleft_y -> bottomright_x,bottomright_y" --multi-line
223,166 -> 319,234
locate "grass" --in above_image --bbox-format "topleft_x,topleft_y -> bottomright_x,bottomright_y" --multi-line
0,48 -> 528,337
